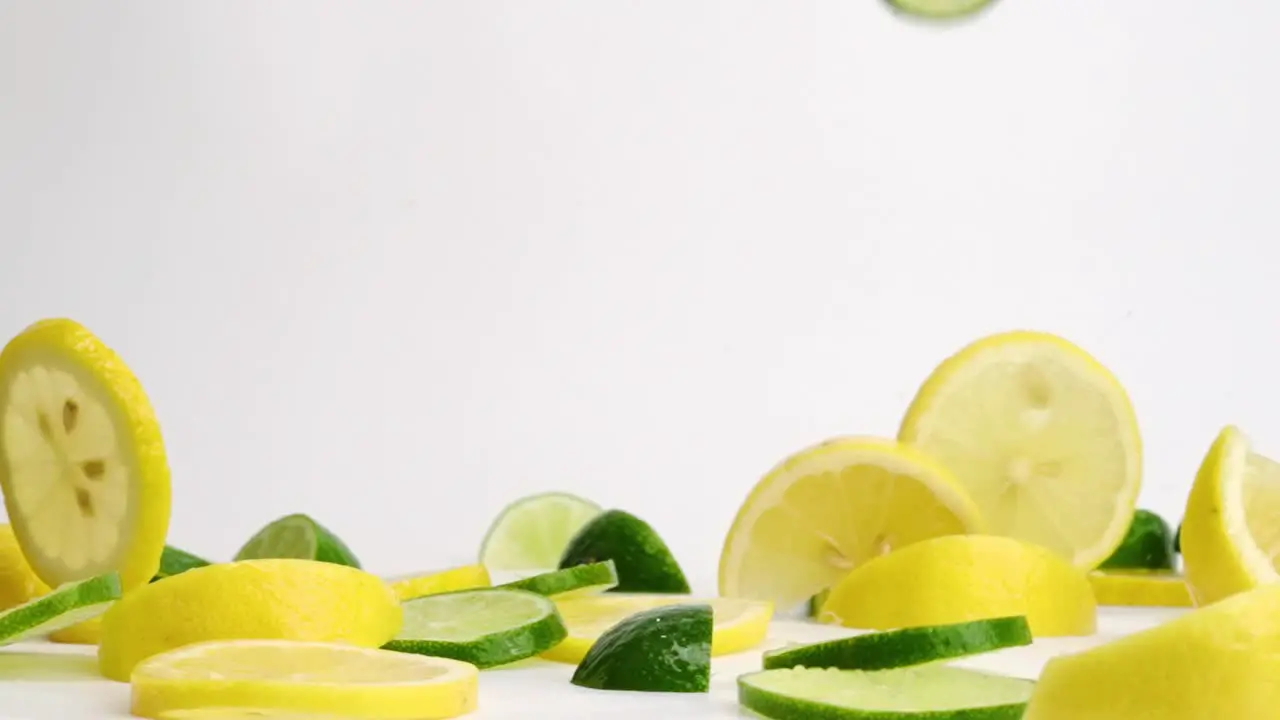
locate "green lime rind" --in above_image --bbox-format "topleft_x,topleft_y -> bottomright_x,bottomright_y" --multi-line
763,617 -> 1032,671
480,491 -> 603,571
883,0 -> 999,21
571,603 -> 712,693
0,572 -> 121,645
738,666 -> 1033,720
1173,522 -> 1182,554
1098,509 -> 1176,571
558,509 -> 690,594
498,560 -> 618,598
383,588 -> 567,669
233,513 -> 361,569
151,546 -> 212,580
807,589 -> 832,619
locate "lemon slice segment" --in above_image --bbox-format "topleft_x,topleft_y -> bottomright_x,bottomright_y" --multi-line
0,319 -> 170,591
898,330 -> 1142,570
131,640 -> 478,720
718,436 -> 984,610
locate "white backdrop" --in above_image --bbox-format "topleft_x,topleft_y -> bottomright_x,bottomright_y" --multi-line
2,1 -> 1278,588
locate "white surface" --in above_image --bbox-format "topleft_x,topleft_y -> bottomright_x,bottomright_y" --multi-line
0,608 -> 1185,719
2,3 -> 1280,575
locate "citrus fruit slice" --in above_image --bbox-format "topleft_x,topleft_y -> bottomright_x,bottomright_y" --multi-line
156,711 -> 363,720
739,665 -> 1034,720
1097,509 -> 1176,571
479,491 -> 601,571
98,559 -> 401,682
0,522 -> 50,610
763,616 -> 1032,671
884,0 -> 998,21
234,513 -> 360,568
1181,425 -> 1280,605
820,535 -> 1096,637
130,639 -> 478,720
1087,570 -> 1193,608
571,603 -> 711,693
0,318 -> 171,591
559,509 -> 690,593
1023,584 -> 1280,719
540,593 -> 772,664
47,616 -> 103,645
385,564 -> 491,602
0,571 -> 120,645
719,436 -> 984,610
383,587 -> 567,669
499,560 -> 618,598
898,331 -> 1142,570
155,545 -> 212,579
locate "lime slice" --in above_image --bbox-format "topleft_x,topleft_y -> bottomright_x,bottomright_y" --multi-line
498,560 -> 618,598
571,603 -> 711,693
1088,570 -> 1193,608
559,509 -> 690,594
1098,510 -> 1176,571
0,318 -> 171,591
383,588 -> 567,669
739,665 -> 1034,720
898,330 -> 1142,570
479,492 -> 601,571
542,593 -> 772,664
234,514 -> 360,568
764,616 -> 1032,671
385,564 -> 491,602
0,571 -> 120,646
154,546 -> 211,580
130,639 -> 478,720
884,0 -> 998,21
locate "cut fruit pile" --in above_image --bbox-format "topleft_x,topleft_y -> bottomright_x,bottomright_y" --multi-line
0,318 -> 1274,718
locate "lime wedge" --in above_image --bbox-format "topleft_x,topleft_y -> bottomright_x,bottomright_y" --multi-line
1098,510 -> 1176,571
234,514 -> 360,568
764,616 -> 1032,671
884,0 -> 998,20
480,492 -> 601,571
571,604 -> 711,693
739,666 -> 1034,719
0,571 -> 120,646
559,509 -> 690,594
153,546 -> 211,580
383,588 -> 567,669
499,560 -> 617,598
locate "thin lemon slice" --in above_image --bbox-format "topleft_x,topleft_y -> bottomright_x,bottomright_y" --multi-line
718,436 -> 984,610
540,593 -> 772,664
130,640 -> 478,720
1088,571 -> 1193,608
0,318 -> 170,591
385,564 -> 491,602
1181,425 -> 1280,605
898,331 -> 1142,569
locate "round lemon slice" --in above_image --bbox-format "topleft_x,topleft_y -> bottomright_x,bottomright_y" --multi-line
131,640 -> 478,719
718,436 -> 984,610
898,330 -> 1142,570
1182,425 -> 1280,605
0,319 -> 170,592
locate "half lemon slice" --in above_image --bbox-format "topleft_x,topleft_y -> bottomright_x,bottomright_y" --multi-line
0,318 -> 170,591
718,436 -> 984,610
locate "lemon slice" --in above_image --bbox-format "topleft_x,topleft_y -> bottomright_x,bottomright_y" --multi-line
0,318 -> 170,591
539,593 -> 772,664
1181,425 -> 1280,605
898,330 -> 1142,569
385,563 -> 491,602
1088,570 -> 1193,608
718,436 -> 984,610
130,640 -> 478,720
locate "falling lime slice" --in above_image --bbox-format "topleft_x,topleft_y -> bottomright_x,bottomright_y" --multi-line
382,588 -> 567,669
499,561 -> 618,598
764,616 -> 1032,671
234,514 -> 360,568
153,546 -> 211,580
560,509 -> 690,593
0,572 -> 121,646
480,492 -> 601,571
739,665 -> 1034,719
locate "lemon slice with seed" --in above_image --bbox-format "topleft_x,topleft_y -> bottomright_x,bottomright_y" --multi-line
0,319 -> 170,591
